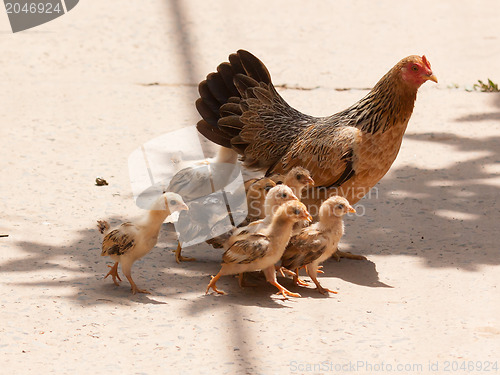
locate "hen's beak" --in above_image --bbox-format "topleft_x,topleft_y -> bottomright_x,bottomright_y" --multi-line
347,205 -> 356,213
426,73 -> 438,83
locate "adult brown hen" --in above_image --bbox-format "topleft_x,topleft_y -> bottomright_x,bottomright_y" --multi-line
196,50 -> 437,215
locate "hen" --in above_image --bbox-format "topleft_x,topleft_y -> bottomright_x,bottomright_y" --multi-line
98,192 -> 188,294
196,50 -> 437,212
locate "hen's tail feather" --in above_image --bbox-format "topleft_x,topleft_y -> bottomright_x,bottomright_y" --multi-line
237,49 -> 272,84
197,120 -> 233,148
196,50 -> 273,149
217,62 -> 240,97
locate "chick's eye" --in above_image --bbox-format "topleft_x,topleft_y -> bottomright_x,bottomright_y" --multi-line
296,174 -> 303,180
337,204 -> 345,210
282,193 -> 287,198
293,208 -> 300,215
170,200 -> 177,205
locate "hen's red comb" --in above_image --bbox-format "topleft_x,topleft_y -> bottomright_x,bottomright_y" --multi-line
422,55 -> 431,69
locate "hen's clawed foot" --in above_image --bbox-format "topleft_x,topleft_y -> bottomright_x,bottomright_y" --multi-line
104,263 -> 121,286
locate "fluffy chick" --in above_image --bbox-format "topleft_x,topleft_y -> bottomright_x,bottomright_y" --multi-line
280,196 -> 355,295
227,184 -> 298,249
98,192 -> 188,294
245,177 -> 276,221
271,166 -> 315,199
206,200 -> 312,297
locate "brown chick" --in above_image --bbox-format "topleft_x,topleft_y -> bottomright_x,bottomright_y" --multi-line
206,200 -> 312,298
196,50 -> 437,212
281,196 -> 355,295
98,192 -> 188,294
272,166 -> 315,199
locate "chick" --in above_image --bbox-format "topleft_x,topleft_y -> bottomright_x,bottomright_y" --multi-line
227,184 -> 299,287
280,196 -> 355,295
272,166 -> 315,199
245,177 -> 276,221
206,200 -> 312,297
98,192 -> 188,294
227,184 -> 299,249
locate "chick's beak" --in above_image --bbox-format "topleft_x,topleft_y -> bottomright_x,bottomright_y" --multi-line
426,73 -> 438,83
347,205 -> 356,213
307,177 -> 315,186
181,203 -> 189,211
302,212 -> 313,222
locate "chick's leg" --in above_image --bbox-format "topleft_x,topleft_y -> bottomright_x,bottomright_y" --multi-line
174,242 -> 196,263
292,267 -> 309,287
262,266 -> 301,298
275,264 -> 296,278
206,272 -> 225,295
238,273 -> 258,288
104,262 -> 121,286
121,260 -> 150,295
305,263 -> 337,295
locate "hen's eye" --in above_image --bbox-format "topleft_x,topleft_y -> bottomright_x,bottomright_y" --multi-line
412,65 -> 418,72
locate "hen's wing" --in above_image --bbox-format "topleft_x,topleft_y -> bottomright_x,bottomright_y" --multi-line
275,123 -> 361,188
196,50 -> 316,170
101,223 -> 136,256
222,233 -> 269,264
281,228 -> 329,270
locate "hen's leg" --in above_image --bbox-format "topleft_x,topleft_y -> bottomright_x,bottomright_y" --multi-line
104,262 -> 121,286
262,266 -> 301,298
174,242 -> 196,263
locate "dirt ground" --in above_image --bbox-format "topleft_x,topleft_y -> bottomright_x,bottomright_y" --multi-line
1,1 -> 499,374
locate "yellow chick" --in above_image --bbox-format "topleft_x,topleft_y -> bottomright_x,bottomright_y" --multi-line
206,200 -> 312,297
280,196 -> 355,295
245,177 -> 276,221
98,192 -> 188,294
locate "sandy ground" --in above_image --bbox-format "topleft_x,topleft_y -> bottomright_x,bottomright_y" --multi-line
1,1 -> 499,374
